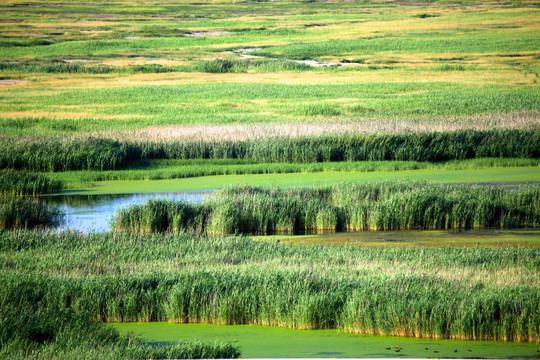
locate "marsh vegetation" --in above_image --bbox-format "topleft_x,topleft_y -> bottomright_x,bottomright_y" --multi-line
1,231 -> 538,344
0,197 -> 61,229
114,182 -> 540,234
1,0 -> 539,358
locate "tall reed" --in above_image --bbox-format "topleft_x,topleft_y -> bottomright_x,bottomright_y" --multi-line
1,231 -> 538,342
2,129 -> 539,172
0,197 -> 62,229
0,304 -> 240,359
0,137 -> 132,172
0,169 -> 63,195
113,182 -> 540,234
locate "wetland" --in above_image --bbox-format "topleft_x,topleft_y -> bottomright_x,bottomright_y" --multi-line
1,0 -> 539,358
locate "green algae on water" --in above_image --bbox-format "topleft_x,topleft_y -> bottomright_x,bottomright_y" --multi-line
111,323 -> 540,359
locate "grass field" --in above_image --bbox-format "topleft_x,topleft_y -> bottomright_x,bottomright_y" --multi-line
0,0 -> 538,137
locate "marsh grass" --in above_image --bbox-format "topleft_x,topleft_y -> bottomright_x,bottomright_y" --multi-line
72,111 -> 540,141
1,231 -> 538,342
0,169 -> 62,195
113,181 -> 540,234
0,0 -> 539,139
195,58 -> 312,73
0,62 -> 185,74
114,199 -> 209,233
0,305 -> 240,359
2,130 -> 539,172
0,197 -> 61,229
0,137 -> 132,172
50,158 -> 540,187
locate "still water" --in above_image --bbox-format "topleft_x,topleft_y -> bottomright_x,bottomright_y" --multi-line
46,191 -> 212,233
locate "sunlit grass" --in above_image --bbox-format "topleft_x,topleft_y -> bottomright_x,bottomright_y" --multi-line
0,0 -> 538,136
1,230 -> 538,341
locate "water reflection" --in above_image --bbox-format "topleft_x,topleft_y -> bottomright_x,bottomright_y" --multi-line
46,191 -> 212,233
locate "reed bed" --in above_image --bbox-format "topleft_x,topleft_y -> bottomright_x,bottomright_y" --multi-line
113,182 -> 540,234
0,197 -> 61,229
0,305 -> 240,360
119,129 -> 540,164
0,137 -> 132,172
1,231 -> 538,342
114,199 -> 209,233
0,169 -> 62,195
2,129 -> 539,172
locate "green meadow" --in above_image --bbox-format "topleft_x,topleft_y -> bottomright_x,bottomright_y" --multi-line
1,0 -> 539,358
0,0 -> 539,136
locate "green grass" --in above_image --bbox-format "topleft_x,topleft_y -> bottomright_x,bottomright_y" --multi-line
0,197 -> 61,229
1,83 -> 538,130
0,169 -> 62,195
113,182 -> 540,234
0,0 -> 538,136
56,166 -> 540,195
1,1 -> 540,356
0,137 -> 131,172
1,230 -> 538,342
4,130 -> 539,173
0,305 -> 240,360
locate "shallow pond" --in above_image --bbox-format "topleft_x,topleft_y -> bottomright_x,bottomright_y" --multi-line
45,191 -> 212,232
111,322 -> 540,358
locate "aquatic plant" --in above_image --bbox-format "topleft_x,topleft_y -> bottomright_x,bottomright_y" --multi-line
0,197 -> 62,229
1,231 -> 538,342
114,182 -> 540,234
0,169 -> 63,195
0,137 -> 133,172
1,130 -> 539,172
0,304 -> 240,359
